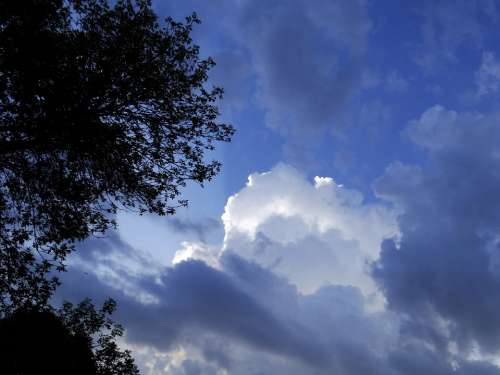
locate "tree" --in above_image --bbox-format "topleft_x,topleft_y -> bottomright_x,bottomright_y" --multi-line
0,0 -> 234,311
0,298 -> 139,375
0,308 -> 96,375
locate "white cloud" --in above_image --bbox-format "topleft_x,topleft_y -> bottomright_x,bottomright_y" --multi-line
65,159 -> 500,374
406,105 -> 484,150
220,164 -> 397,298
172,241 -> 221,269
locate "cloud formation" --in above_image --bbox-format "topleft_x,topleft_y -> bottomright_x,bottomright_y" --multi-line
476,52 -> 500,97
61,250 -> 400,374
374,105 -> 500,359
236,0 -> 371,137
163,0 -> 372,138
58,152 -> 500,374
415,0 -> 498,72
221,164 -> 396,299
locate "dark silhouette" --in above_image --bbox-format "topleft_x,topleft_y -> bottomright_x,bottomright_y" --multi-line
0,0 -> 233,311
0,299 -> 139,375
0,309 -> 96,375
0,0 -> 233,373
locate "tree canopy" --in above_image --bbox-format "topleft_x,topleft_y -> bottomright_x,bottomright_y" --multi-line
0,0 -> 233,312
0,299 -> 139,375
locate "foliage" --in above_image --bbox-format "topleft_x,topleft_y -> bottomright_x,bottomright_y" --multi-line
0,0 -> 233,311
59,298 -> 140,375
0,0 -> 233,372
0,298 -> 139,375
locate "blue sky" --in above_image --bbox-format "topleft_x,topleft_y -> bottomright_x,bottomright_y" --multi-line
153,0 -> 500,197
56,1 -> 500,374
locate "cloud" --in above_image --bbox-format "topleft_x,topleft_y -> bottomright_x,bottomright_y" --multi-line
62,240 -> 500,374
56,165 -> 400,374
415,0 -> 498,72
385,71 -> 409,93
373,105 -> 500,359
168,359 -> 220,375
405,105 -> 483,150
476,52 -> 500,97
59,249 -> 401,374
240,0 -> 371,137
221,163 -> 397,299
57,158 -> 500,374
172,241 -> 220,269
164,217 -> 222,243
150,0 -> 376,175
155,0 -> 372,138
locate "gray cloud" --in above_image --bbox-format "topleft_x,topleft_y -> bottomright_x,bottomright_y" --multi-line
415,0 -> 498,72
59,251 -> 331,370
164,217 -> 221,243
157,0 -> 371,139
373,106 -> 500,357
236,0 -> 371,137
60,242 -> 500,374
57,248 -> 398,374
56,139 -> 500,372
476,52 -> 500,97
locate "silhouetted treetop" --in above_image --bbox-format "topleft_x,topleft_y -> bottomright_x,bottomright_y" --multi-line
0,0 -> 233,310
0,298 -> 139,375
0,308 -> 96,375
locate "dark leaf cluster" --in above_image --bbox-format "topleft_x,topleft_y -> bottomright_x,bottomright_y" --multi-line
0,0 -> 233,310
0,298 -> 139,375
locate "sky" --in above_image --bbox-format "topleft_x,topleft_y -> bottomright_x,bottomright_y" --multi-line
54,1 -> 500,374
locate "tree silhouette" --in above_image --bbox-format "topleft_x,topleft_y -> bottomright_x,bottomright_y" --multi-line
0,0 -> 234,311
0,299 -> 139,375
0,0 -> 234,372
0,309 -> 96,375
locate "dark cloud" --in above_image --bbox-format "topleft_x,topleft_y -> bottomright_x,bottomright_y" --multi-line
373,107 -> 500,357
57,247 -> 396,373
164,217 -> 221,243
58,232 -> 500,374
236,0 -> 371,137
169,359 -> 219,375
155,258 -> 330,366
58,251 -> 331,370
74,231 -> 150,265
456,361 -> 500,375
55,109 -> 500,372
156,0 -> 371,139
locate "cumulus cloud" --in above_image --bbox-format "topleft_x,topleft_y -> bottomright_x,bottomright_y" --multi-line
374,105 -> 500,360
58,154 -> 500,374
56,165 -> 399,374
59,248 -> 401,374
62,240 -> 500,374
221,164 -> 397,298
